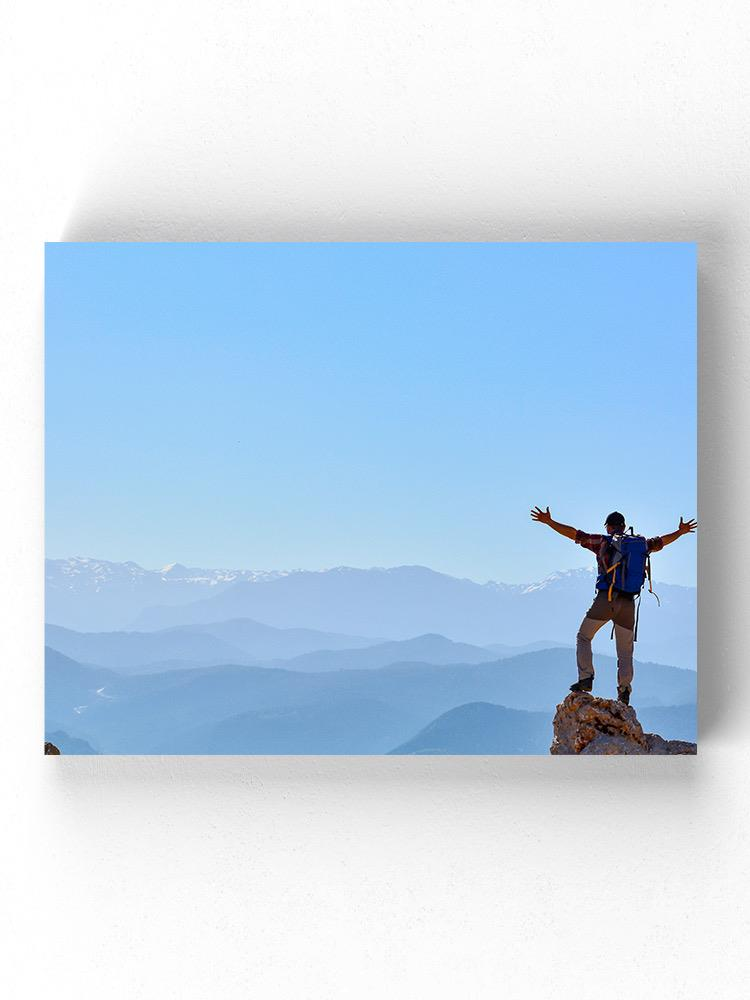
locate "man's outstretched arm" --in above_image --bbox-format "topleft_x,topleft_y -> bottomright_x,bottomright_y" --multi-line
659,516 -> 697,548
530,505 -> 578,541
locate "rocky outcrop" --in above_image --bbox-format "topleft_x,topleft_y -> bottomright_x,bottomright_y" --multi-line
550,692 -> 696,755
44,741 -> 61,755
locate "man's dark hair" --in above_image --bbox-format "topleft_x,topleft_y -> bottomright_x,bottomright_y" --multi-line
605,511 -> 626,531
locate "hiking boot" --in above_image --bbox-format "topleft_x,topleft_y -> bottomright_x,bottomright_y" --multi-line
617,687 -> 631,705
569,677 -> 593,694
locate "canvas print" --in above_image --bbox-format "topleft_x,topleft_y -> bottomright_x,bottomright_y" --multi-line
45,242 -> 697,755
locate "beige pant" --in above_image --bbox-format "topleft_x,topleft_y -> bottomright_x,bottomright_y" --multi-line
576,591 -> 635,691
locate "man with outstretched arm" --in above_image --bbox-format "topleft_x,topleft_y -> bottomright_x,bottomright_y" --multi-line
530,507 -> 697,704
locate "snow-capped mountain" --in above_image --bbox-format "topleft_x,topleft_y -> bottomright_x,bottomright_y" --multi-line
48,555 -> 287,589
520,566 -> 596,593
45,556 -> 288,631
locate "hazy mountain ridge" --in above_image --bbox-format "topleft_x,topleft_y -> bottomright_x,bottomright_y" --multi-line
45,623 -> 254,672
157,698 -> 414,755
45,556 -> 292,632
271,634 -> 499,672
46,559 -> 695,672
391,700 -> 697,755
389,702 -> 551,755
44,557 -> 697,753
46,645 -> 696,754
126,563 -> 694,668
45,620 -> 383,673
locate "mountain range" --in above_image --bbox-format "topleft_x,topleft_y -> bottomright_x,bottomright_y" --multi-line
44,556 -> 696,754
45,623 -> 564,675
390,702 -> 552,755
45,558 -> 287,632
389,701 -> 696,755
46,558 -> 696,668
45,645 -> 696,755
44,620 -> 381,673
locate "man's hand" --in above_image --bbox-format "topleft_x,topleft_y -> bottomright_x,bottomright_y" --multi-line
530,506 -> 578,541
660,516 -> 697,548
530,505 -> 553,526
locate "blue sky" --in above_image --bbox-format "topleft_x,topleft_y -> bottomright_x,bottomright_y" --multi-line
46,242 -> 696,585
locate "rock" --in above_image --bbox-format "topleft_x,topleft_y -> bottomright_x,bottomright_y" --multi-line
580,733 -> 648,755
44,741 -> 61,755
550,692 -> 696,755
644,733 -> 697,755
551,692 -> 646,754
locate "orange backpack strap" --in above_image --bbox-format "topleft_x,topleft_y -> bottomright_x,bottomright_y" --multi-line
607,564 -> 617,602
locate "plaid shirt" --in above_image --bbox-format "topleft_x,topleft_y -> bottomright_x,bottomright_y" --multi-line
575,530 -> 664,591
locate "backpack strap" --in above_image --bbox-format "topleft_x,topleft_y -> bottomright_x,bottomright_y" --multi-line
604,534 -> 622,602
607,565 -> 617,602
634,592 -> 641,642
646,554 -> 661,606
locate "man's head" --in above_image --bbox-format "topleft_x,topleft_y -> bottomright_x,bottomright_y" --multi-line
605,511 -> 626,534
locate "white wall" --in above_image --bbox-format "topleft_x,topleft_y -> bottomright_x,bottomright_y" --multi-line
2,3 -> 748,997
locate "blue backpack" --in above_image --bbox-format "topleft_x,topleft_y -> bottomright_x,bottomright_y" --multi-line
603,529 -> 660,639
